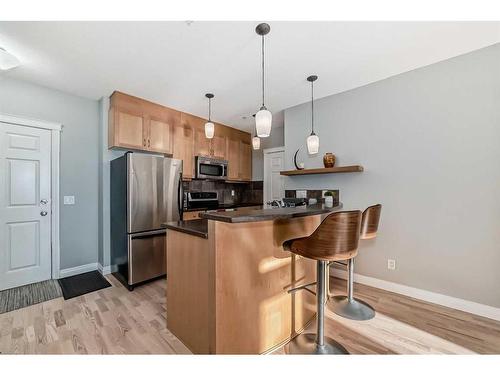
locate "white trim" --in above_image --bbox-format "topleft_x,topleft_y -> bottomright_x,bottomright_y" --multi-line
0,113 -> 62,131
330,267 -> 500,322
59,263 -> 98,278
97,263 -> 112,275
1,112 -> 62,280
50,129 -> 61,279
263,146 -> 285,204
263,146 -> 285,155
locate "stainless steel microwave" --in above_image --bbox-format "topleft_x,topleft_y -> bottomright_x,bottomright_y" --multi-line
195,156 -> 228,180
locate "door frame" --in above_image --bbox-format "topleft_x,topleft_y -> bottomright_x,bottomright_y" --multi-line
263,146 -> 285,204
0,113 -> 62,279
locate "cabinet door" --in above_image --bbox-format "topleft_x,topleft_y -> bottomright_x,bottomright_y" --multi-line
194,128 -> 211,157
239,140 -> 252,181
174,114 -> 196,179
112,107 -> 147,149
212,135 -> 227,159
148,110 -> 178,154
227,138 -> 240,181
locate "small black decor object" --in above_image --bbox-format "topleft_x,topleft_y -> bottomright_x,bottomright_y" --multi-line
293,149 -> 304,170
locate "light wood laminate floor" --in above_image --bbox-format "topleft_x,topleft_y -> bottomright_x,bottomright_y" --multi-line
1,275 -> 499,354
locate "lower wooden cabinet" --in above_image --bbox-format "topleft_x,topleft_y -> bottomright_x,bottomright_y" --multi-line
183,210 -> 204,221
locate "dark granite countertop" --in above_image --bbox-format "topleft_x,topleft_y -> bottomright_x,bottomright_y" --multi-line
183,202 -> 263,212
162,219 -> 208,239
200,203 -> 343,223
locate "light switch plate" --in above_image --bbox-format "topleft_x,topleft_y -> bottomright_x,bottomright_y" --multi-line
296,190 -> 307,198
63,196 -> 75,205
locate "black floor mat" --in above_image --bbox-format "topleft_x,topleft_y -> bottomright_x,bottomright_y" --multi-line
58,271 -> 111,300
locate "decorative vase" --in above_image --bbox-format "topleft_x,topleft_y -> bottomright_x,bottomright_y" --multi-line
323,153 -> 336,168
324,196 -> 334,207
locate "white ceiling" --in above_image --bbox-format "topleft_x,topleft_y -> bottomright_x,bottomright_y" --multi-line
0,21 -> 499,131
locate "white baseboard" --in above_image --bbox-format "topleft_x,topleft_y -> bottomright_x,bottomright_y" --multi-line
59,262 -> 98,278
97,263 -> 112,275
330,267 -> 500,322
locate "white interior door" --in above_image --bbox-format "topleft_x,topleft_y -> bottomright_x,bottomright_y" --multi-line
263,148 -> 285,204
0,123 -> 52,291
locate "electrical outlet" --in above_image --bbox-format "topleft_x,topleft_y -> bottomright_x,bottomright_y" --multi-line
387,259 -> 396,270
63,196 -> 75,205
296,190 -> 307,198
231,190 -> 235,197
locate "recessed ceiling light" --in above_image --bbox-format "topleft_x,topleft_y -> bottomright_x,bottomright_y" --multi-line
0,47 -> 20,71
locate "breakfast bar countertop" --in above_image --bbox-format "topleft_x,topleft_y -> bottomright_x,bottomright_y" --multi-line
162,219 -> 208,238
199,202 -> 343,223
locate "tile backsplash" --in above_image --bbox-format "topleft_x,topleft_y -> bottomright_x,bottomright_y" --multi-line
285,189 -> 339,204
183,180 -> 263,205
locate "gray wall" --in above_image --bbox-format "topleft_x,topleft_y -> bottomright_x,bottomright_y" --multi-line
252,125 -> 285,181
284,44 -> 500,307
0,76 -> 100,270
98,97 -> 124,268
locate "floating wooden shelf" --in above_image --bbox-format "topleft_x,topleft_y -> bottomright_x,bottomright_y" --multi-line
280,165 -> 364,176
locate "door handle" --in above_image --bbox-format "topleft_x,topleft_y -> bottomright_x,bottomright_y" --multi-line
40,211 -> 48,216
40,199 -> 48,205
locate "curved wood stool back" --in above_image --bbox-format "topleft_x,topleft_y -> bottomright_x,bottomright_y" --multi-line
286,210 -> 362,262
360,204 -> 382,239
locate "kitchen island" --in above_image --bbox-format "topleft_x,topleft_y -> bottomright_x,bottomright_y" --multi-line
164,203 -> 343,354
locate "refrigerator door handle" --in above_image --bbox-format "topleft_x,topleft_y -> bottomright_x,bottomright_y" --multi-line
177,172 -> 183,220
130,229 -> 166,239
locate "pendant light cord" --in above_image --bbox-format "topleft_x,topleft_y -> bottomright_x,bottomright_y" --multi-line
311,80 -> 315,134
261,35 -> 265,107
208,97 -> 211,121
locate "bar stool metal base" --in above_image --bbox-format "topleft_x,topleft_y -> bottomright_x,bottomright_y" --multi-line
329,295 -> 375,321
287,333 -> 349,354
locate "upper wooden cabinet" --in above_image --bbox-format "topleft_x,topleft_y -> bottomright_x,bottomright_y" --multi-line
108,91 -> 251,182
194,123 -> 227,159
226,137 -> 252,182
174,113 -> 196,179
239,140 -> 252,181
227,138 -> 240,180
109,91 -> 179,154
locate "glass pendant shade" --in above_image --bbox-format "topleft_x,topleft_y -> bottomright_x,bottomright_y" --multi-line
255,108 -> 272,137
252,136 -> 261,150
204,121 -> 214,139
307,133 -> 320,155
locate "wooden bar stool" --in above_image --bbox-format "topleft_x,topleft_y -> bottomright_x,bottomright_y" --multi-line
328,204 -> 382,321
283,210 -> 362,354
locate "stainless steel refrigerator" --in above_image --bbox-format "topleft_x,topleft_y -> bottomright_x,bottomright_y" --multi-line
110,152 -> 183,290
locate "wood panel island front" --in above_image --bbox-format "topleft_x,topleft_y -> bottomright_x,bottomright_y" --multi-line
163,203 -> 343,354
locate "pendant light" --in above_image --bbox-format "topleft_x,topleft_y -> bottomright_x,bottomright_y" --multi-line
204,93 -> 215,139
249,113 -> 261,150
252,131 -> 261,150
306,75 -> 320,155
255,23 -> 272,137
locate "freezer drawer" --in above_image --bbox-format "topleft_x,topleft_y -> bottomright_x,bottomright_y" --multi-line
128,229 -> 166,285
